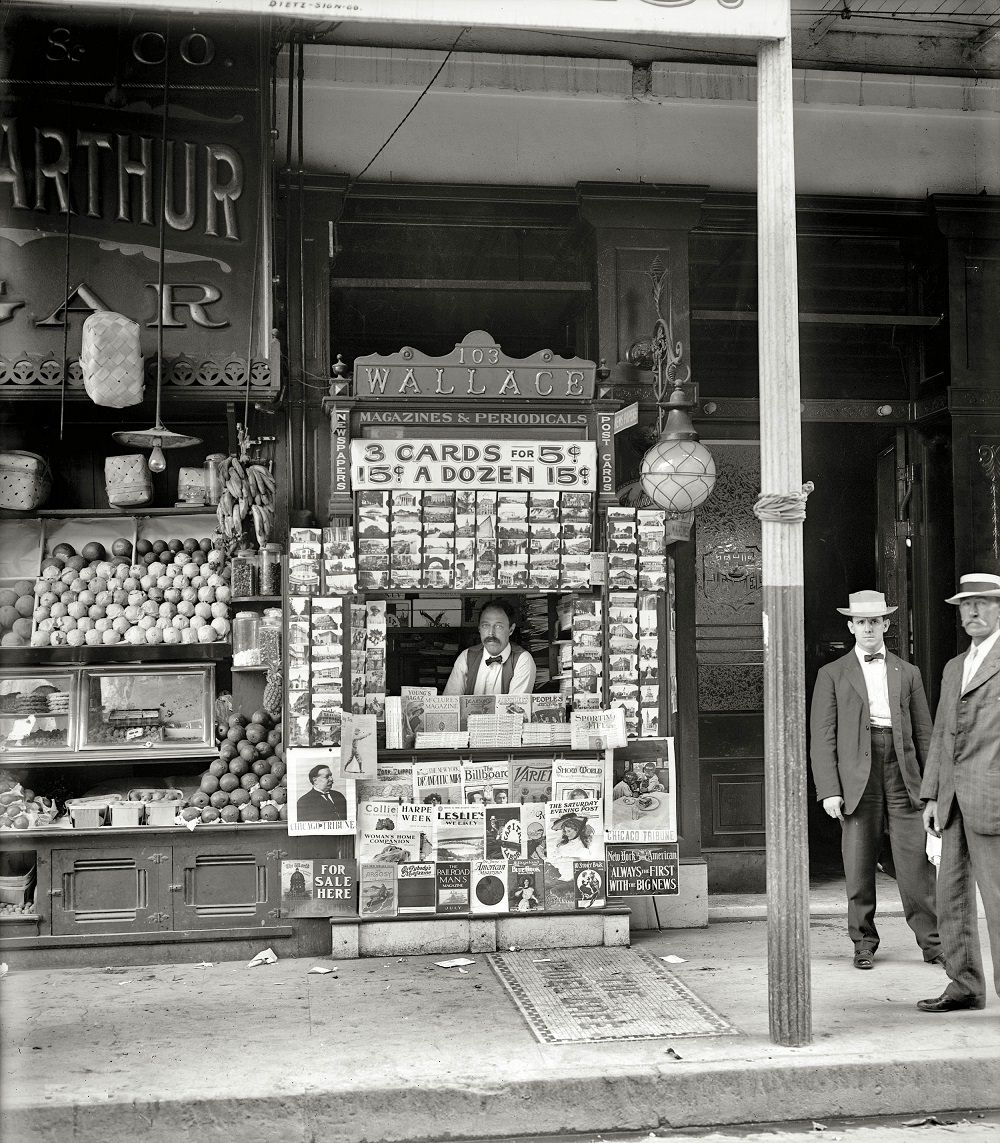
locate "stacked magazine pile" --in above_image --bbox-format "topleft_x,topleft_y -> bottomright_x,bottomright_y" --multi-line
522,722 -> 573,747
467,714 -> 524,748
415,730 -> 470,750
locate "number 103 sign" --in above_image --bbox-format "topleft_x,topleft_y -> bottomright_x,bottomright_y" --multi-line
350,439 -> 598,492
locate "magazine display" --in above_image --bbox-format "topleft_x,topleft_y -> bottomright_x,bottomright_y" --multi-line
485,804 -> 524,860
359,862 -> 397,917
605,742 -> 677,843
528,694 -> 568,723
435,862 -> 471,913
545,798 -> 605,879
419,695 -> 461,733
459,694 -> 496,729
358,830 -> 421,864
461,761 -> 511,805
508,860 -> 544,912
551,756 -> 606,803
340,712 -> 378,778
495,693 -> 531,721
573,859 -> 607,909
396,862 -> 437,914
433,804 -> 486,863
508,757 -> 553,803
412,760 -> 463,805
471,860 -> 510,914
356,761 -> 414,801
570,708 -> 627,750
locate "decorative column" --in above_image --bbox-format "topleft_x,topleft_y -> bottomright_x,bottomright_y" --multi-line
756,33 -> 812,1047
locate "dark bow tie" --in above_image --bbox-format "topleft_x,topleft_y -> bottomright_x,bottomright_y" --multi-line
486,656 -> 502,666
864,652 -> 884,663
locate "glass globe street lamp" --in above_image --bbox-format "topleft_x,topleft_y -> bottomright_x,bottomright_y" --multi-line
630,258 -> 716,522
639,378 -> 717,513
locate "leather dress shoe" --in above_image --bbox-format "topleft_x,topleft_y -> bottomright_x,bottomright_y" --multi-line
853,948 -> 875,970
916,992 -> 986,1013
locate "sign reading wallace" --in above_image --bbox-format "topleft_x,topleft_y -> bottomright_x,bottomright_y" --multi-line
354,331 -> 596,401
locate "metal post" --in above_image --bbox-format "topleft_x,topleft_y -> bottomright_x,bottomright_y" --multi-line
757,32 -> 812,1047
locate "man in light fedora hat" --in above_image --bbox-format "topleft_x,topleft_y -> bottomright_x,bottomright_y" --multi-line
918,572 -> 1000,1013
811,590 -> 941,970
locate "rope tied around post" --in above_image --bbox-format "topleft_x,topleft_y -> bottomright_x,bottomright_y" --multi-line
753,481 -> 815,522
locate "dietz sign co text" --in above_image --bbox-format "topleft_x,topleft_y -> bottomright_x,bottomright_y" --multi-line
353,332 -> 596,401
350,439 -> 597,492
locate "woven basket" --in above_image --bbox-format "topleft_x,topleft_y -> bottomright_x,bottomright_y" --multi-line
0,451 -> 52,510
80,312 -> 144,408
105,454 -> 152,507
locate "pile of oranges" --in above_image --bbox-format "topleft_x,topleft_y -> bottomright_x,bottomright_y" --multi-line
182,709 -> 285,824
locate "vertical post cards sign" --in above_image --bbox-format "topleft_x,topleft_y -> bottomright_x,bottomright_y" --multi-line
351,440 -> 597,493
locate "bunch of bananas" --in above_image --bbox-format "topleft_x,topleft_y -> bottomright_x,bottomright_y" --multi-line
215,455 -> 276,549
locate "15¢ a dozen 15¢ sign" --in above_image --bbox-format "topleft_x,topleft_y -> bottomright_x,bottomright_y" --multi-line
350,440 -> 597,492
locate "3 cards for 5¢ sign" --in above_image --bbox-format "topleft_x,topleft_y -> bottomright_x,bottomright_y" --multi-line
350,439 -> 598,492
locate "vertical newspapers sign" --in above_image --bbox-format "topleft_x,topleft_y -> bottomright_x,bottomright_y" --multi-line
57,1 -> 789,41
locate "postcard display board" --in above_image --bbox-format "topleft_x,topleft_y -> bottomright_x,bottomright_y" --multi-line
301,333 -> 680,949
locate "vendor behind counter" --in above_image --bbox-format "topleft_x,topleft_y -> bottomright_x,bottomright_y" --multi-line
442,600 -> 537,696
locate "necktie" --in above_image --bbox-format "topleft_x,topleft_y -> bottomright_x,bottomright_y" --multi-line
486,656 -> 502,666
864,652 -> 884,663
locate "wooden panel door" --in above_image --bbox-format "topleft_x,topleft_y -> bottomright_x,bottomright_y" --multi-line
50,845 -> 170,935
171,834 -> 279,929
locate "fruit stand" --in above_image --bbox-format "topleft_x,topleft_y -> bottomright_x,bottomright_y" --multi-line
0,497 -> 340,967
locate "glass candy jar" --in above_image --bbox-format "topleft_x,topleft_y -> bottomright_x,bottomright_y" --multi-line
259,608 -> 282,669
230,549 -> 258,599
259,543 -> 282,596
232,612 -> 261,667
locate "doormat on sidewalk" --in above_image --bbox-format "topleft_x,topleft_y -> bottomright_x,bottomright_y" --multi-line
487,948 -> 737,1044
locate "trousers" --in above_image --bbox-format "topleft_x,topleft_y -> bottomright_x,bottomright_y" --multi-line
937,803 -> 1000,1001
840,726 -> 940,958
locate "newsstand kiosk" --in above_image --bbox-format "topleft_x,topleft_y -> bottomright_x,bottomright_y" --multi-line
279,331 -> 685,957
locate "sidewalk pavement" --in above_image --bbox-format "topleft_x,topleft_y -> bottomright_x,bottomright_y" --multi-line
2,885 -> 997,1143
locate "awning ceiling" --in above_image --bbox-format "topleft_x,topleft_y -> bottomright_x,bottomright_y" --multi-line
294,2 -> 1000,78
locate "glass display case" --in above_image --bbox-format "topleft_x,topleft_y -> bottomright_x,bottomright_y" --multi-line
0,670 -> 77,754
79,665 -> 215,755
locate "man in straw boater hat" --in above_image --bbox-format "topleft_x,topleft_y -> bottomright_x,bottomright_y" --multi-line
917,572 -> 1000,1013
810,590 -> 942,971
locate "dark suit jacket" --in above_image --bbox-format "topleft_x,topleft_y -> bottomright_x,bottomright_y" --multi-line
810,649 -> 933,814
296,787 -> 347,822
920,638 -> 1000,836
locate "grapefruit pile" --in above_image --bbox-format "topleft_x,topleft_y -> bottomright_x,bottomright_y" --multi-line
28,537 -> 232,648
182,710 -> 286,824
0,582 -> 40,648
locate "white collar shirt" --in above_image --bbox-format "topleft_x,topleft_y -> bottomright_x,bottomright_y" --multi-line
474,643 -> 512,696
962,627 -> 1000,692
854,643 -> 892,727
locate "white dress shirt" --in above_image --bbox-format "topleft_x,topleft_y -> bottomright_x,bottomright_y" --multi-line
443,643 -> 536,696
962,627 -> 1000,692
855,643 -> 892,727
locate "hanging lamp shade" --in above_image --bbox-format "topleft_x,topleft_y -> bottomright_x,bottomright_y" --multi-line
112,424 -> 202,473
639,382 -> 717,513
110,18 -> 201,475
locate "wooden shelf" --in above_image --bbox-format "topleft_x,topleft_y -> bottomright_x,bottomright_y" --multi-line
33,506 -> 218,519
376,745 -> 598,760
0,748 -> 215,768
231,664 -> 268,673
230,596 -> 281,605
0,820 -> 287,839
0,642 -> 231,668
